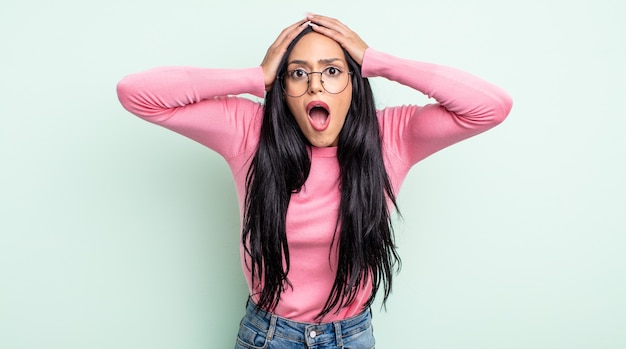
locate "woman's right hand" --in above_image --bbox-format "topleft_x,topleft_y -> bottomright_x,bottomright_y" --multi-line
260,19 -> 310,92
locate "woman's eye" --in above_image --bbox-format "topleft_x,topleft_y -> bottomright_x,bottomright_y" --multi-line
289,69 -> 307,80
324,67 -> 340,77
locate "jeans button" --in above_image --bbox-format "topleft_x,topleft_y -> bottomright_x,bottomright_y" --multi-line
309,330 -> 317,338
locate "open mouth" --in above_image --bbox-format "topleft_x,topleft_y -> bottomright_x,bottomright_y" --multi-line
306,101 -> 330,131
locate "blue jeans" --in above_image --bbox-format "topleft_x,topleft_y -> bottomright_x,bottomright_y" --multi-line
235,299 -> 375,349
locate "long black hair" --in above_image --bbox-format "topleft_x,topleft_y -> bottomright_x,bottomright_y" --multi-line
242,26 -> 400,320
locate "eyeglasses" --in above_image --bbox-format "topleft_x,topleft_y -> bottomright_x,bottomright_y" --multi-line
280,67 -> 353,97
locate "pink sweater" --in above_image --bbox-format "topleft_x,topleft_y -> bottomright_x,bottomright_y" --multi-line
117,48 -> 512,322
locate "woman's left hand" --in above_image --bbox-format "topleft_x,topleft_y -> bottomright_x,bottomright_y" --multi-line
306,14 -> 369,66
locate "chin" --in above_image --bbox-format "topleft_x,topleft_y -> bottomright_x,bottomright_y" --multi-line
308,137 -> 336,148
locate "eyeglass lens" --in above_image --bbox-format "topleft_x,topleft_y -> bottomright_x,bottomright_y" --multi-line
282,68 -> 351,97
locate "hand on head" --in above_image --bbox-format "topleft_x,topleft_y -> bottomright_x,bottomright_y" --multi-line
260,19 -> 309,92
260,14 -> 368,92
305,14 -> 368,66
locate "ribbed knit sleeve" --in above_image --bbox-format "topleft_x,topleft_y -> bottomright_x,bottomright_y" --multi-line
362,48 -> 513,165
116,66 -> 266,159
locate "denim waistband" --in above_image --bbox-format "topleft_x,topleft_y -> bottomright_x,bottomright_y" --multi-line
243,299 -> 372,346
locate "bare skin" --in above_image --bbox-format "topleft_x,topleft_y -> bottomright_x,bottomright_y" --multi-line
305,14 -> 369,66
284,32 -> 352,147
261,14 -> 369,91
260,14 -> 371,147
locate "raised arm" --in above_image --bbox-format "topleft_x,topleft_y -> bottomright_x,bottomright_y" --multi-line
305,13 -> 512,165
116,19 -> 313,159
116,66 -> 266,158
363,49 -> 513,164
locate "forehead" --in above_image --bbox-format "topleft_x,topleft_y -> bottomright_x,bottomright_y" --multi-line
288,32 -> 346,65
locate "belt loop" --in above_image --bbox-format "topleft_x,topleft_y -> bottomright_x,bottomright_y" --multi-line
266,315 -> 278,341
334,321 -> 343,348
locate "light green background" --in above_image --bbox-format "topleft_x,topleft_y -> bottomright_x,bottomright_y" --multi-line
1,0 -> 624,348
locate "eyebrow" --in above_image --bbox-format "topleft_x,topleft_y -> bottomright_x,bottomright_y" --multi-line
287,58 -> 344,66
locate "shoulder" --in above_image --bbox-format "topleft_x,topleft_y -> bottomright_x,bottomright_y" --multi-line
376,105 -> 421,136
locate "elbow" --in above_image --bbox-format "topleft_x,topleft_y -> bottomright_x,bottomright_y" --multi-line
488,90 -> 513,126
116,76 -> 137,114
115,75 -> 161,120
499,92 -> 513,122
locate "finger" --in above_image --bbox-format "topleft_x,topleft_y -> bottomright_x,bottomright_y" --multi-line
261,19 -> 310,90
308,22 -> 341,39
262,20 -> 308,67
306,14 -> 359,45
306,14 -> 350,34
306,15 -> 368,65
307,20 -> 357,48
271,19 -> 309,49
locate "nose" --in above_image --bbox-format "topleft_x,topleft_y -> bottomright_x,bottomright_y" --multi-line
308,72 -> 324,94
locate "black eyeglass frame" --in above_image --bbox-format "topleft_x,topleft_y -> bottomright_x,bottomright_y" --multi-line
278,69 -> 354,98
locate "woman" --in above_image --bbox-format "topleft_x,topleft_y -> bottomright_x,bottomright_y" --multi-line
117,14 -> 512,349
